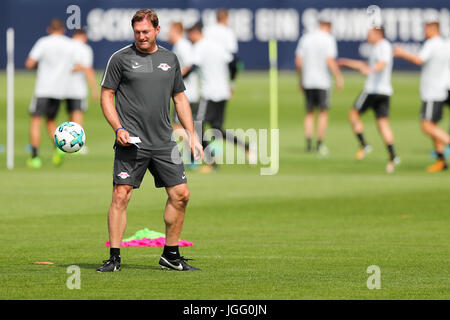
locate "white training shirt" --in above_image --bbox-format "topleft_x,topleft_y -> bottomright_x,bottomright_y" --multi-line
364,39 -> 393,96
28,34 -> 76,99
203,23 -> 238,55
295,29 -> 338,90
172,37 -> 200,103
65,40 -> 94,99
418,36 -> 450,102
192,37 -> 233,102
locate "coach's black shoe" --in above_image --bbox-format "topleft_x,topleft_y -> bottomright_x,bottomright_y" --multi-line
96,257 -> 121,272
159,255 -> 200,271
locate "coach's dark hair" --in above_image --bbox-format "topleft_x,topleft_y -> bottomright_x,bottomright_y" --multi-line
131,9 -> 159,28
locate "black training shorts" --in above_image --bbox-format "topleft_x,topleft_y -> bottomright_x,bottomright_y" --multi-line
420,101 -> 445,123
197,99 -> 227,129
304,89 -> 330,111
354,92 -> 390,118
29,97 -> 61,119
66,99 -> 88,113
113,144 -> 187,189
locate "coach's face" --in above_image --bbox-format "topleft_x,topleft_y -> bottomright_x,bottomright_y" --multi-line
133,19 -> 160,53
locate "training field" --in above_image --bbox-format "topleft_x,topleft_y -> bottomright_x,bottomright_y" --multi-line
0,71 -> 448,300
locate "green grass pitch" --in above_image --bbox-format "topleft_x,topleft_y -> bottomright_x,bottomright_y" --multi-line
0,70 -> 448,299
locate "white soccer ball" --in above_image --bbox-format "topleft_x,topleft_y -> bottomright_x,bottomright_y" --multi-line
54,122 -> 86,153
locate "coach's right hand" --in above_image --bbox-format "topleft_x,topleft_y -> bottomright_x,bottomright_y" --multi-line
116,128 -> 131,147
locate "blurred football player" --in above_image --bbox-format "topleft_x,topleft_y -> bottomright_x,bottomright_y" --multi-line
339,26 -> 399,173
295,14 -> 343,157
395,18 -> 450,172
25,18 -> 74,168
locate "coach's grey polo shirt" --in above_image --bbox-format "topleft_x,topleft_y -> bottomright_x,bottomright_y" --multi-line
101,44 -> 185,150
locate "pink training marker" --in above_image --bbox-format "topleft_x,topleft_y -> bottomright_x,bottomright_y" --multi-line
105,237 -> 194,247
32,262 -> 54,265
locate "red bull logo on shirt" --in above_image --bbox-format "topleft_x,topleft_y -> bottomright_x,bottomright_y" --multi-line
157,63 -> 171,71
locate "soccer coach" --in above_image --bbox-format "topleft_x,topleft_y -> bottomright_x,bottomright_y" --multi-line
97,9 -> 203,272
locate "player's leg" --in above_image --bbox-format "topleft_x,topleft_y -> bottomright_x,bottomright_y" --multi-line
67,98 -> 87,126
420,101 -> 449,171
421,120 -> 449,172
317,110 -> 328,145
68,99 -> 89,154
160,184 -> 199,271
164,184 -> 190,246
421,121 -> 450,146
197,100 -> 216,172
303,90 -> 315,152
304,111 -> 314,152
432,94 -> 450,159
97,146 -> 147,272
70,110 -> 83,126
373,96 -> 399,173
108,184 -> 133,248
45,99 -> 65,167
29,116 -> 42,152
45,118 -> 57,140
27,97 -> 47,168
149,148 -> 198,271
96,184 -> 133,272
108,184 -> 133,246
350,92 -> 372,160
28,116 -> 43,168
376,117 -> 400,173
316,90 -> 330,156
196,99 -> 214,168
316,110 -> 329,156
216,100 -> 251,153
187,102 -> 201,169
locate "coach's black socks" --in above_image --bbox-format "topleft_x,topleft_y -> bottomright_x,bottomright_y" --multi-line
110,248 -> 121,262
163,245 -> 180,260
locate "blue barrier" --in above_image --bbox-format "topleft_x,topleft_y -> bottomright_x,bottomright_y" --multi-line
1,0 -> 449,70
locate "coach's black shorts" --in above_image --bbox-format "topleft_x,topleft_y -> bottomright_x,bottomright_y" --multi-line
354,92 -> 390,118
420,100 -> 445,123
113,144 -> 186,189
304,89 -> 330,111
197,99 -> 227,129
29,97 -> 61,119
173,102 -> 199,124
66,99 -> 87,113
